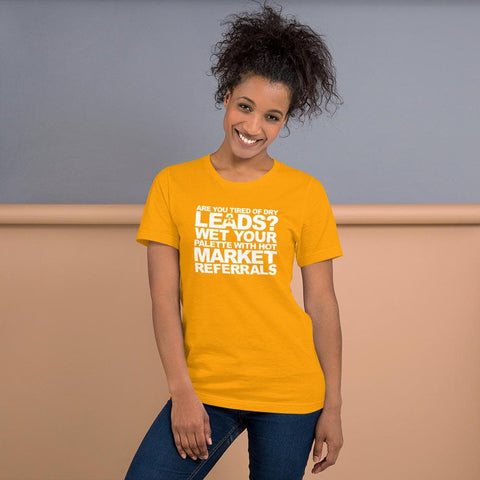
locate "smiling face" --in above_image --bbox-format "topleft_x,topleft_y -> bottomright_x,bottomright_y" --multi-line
221,74 -> 291,162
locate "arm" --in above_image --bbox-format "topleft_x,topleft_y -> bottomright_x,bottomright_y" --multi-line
147,240 -> 194,397
301,258 -> 343,473
146,241 -> 212,460
301,258 -> 342,411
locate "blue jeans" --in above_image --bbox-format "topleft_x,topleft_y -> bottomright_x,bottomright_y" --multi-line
124,398 -> 323,479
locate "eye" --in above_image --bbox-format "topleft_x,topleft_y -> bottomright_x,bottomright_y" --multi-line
266,114 -> 280,122
238,103 -> 252,111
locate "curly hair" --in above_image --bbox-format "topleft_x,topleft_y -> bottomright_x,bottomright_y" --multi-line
210,0 -> 343,128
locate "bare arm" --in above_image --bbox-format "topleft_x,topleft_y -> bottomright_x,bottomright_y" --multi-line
147,241 -> 194,396
301,258 -> 342,411
301,259 -> 343,474
146,240 -> 212,461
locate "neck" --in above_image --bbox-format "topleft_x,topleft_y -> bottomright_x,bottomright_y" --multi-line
212,140 -> 271,171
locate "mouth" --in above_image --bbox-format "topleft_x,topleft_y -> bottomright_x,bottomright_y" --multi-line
234,128 -> 263,146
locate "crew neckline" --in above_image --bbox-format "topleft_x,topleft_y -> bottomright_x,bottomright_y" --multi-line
204,154 -> 279,187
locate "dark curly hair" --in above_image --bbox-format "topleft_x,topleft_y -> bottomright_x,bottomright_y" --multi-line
210,0 -> 343,129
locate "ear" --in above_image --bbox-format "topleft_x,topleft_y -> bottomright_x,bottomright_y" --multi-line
224,90 -> 232,108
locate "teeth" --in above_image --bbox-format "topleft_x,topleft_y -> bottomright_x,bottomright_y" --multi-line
238,131 -> 258,145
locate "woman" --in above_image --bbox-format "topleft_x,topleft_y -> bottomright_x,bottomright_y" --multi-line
125,2 -> 344,478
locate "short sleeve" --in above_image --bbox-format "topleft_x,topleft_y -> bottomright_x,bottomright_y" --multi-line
136,168 -> 179,249
296,177 -> 343,267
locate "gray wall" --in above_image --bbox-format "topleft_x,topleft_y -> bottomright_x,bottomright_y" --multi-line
1,0 -> 479,204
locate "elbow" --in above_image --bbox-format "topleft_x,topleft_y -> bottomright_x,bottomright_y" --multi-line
304,297 -> 339,320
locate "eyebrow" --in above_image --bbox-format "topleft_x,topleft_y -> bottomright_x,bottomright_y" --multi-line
238,96 -> 285,117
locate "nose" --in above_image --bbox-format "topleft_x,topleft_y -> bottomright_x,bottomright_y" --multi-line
244,113 -> 263,136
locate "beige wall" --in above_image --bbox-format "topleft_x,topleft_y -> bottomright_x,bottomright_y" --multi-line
1,205 -> 479,480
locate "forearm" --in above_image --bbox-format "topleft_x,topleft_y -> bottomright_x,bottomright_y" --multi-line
151,298 -> 195,397
307,300 -> 342,411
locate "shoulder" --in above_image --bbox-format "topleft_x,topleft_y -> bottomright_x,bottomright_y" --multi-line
153,154 -> 208,184
275,159 -> 324,190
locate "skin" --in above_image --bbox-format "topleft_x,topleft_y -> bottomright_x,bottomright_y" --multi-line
302,259 -> 344,473
146,73 -> 343,472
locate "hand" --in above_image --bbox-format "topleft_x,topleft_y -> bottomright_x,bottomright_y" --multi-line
170,391 -> 213,461
311,407 -> 343,474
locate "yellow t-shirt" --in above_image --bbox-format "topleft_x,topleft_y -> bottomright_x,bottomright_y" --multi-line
136,154 -> 343,413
